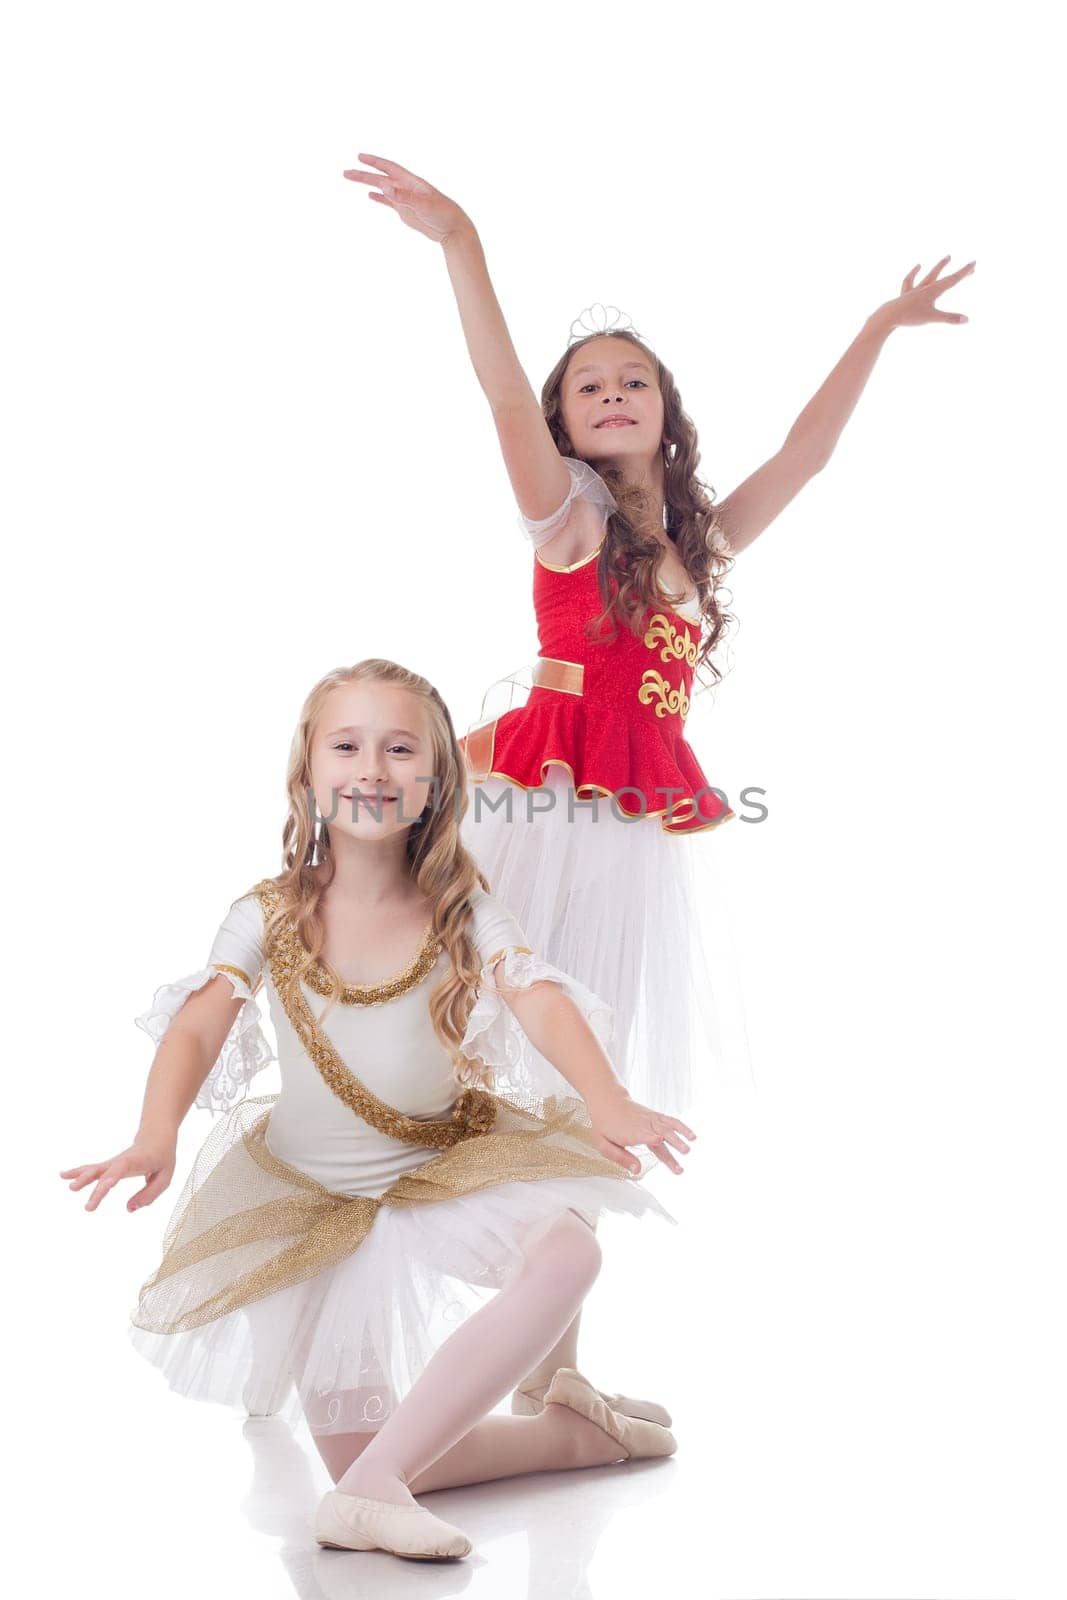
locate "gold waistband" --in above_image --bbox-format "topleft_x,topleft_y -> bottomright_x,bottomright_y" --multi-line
464,657 -> 584,782
532,656 -> 584,695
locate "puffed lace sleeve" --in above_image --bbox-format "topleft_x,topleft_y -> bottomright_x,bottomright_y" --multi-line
517,457 -> 618,550
457,888 -> 616,1099
134,894 -> 275,1115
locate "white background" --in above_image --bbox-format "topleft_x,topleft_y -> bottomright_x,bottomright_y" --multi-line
6,1 -> 1064,1596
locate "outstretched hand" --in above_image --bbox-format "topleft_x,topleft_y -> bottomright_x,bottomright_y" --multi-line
343,154 -> 471,245
879,256 -> 976,330
587,1092 -> 697,1176
60,1141 -> 176,1213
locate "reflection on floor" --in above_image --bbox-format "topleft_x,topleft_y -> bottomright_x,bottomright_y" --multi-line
241,1415 -> 678,1599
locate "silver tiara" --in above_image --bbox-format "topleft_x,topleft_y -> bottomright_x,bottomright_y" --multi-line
567,303 -> 644,347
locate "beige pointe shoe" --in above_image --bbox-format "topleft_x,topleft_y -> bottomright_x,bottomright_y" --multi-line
511,1366 -> 673,1427
314,1489 -> 473,1560
542,1367 -> 678,1460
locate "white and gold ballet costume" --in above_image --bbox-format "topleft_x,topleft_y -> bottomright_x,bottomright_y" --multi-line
128,878 -> 672,1435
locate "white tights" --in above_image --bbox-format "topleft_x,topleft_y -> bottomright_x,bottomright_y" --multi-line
311,1210 -> 625,1503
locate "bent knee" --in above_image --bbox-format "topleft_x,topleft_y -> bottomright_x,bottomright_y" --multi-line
552,1209 -> 603,1288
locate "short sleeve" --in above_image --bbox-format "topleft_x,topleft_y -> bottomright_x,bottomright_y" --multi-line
134,894 -> 275,1115
206,895 -> 266,993
458,889 -> 617,1100
706,511 -> 733,559
467,888 -> 533,970
517,457 -> 618,550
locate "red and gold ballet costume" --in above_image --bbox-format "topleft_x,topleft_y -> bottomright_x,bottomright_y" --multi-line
458,460 -> 752,1115
462,535 -> 734,834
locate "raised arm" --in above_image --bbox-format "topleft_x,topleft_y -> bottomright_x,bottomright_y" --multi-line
714,257 -> 975,556
343,155 -> 573,529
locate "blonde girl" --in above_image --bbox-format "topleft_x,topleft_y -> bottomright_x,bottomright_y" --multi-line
61,658 -> 693,1564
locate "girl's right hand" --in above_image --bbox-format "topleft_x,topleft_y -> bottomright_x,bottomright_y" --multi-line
585,1091 -> 697,1178
343,154 -> 473,245
60,1141 -> 176,1213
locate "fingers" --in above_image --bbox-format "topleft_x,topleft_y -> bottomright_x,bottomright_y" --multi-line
648,1138 -> 683,1175
660,1127 -> 691,1156
127,1171 -> 169,1212
596,1135 -> 641,1176
85,1156 -> 135,1211
919,255 -> 952,285
85,1178 -> 115,1210
356,152 -> 410,177
63,1164 -> 106,1190
344,154 -> 421,187
644,1113 -> 696,1151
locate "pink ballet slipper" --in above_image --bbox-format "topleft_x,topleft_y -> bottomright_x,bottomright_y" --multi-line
314,1488 -> 472,1561
511,1365 -> 673,1427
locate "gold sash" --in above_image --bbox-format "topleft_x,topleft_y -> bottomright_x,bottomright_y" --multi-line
254,880 -> 497,1150
132,1092 -> 627,1334
131,885 -> 641,1338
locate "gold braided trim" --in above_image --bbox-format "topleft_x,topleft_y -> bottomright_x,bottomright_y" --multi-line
253,881 -> 497,1150
257,880 -> 442,1007
213,962 -> 252,989
131,1094 -> 629,1334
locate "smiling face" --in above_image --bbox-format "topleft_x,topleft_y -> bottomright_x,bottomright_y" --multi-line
307,680 -> 436,839
558,336 -> 665,464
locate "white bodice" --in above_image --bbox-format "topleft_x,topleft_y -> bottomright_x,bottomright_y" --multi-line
136,885 -> 616,1201
211,890 -> 525,1198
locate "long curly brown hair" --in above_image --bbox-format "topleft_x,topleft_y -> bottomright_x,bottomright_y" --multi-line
255,658 -> 496,1091
541,329 -> 736,684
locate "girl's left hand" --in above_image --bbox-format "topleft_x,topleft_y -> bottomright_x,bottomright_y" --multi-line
587,1093 -> 696,1176
878,256 -> 976,330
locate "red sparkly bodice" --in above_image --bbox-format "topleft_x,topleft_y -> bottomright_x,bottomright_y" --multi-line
460,542 -> 734,835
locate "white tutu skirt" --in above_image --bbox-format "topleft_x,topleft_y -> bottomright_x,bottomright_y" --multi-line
460,769 -> 755,1114
128,1095 -> 673,1436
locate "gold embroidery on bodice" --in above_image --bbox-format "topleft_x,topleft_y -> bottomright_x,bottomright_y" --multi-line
637,670 -> 691,721
643,613 -> 699,668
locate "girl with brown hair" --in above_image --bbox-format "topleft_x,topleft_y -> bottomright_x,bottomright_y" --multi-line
343,149 -> 974,1421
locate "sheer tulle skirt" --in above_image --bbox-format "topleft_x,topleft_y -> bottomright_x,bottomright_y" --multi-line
460,768 -> 755,1114
128,1097 -> 673,1436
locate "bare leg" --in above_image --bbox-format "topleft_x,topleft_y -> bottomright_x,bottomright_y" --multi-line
331,1210 -> 604,1506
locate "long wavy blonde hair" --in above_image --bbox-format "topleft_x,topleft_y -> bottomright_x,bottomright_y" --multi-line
541,329 -> 736,684
255,658 -> 494,1090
